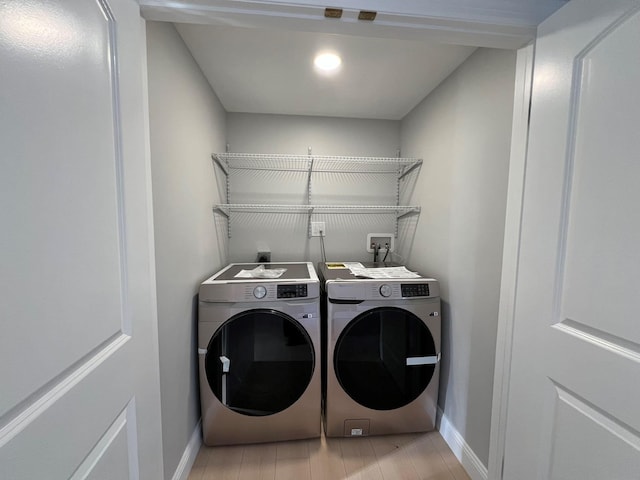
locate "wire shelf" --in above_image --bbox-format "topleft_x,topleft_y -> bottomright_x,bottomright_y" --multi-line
211,153 -> 422,176
213,203 -> 421,216
210,152 -> 423,238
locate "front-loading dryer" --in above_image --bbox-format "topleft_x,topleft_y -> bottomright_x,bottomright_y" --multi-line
198,262 -> 321,446
319,262 -> 441,437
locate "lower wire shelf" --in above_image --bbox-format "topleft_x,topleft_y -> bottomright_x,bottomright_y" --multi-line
212,203 -> 421,238
213,203 -> 420,216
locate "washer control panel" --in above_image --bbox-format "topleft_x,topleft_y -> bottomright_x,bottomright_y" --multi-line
401,283 -> 430,297
277,283 -> 308,298
327,279 -> 439,300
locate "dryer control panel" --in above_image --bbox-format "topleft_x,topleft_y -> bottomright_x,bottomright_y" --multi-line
277,283 -> 308,298
200,281 -> 319,302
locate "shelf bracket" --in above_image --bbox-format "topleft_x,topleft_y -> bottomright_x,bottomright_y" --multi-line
395,207 -> 420,237
397,207 -> 420,220
307,157 -> 314,205
307,207 -> 315,239
398,159 -> 422,180
210,154 -> 229,177
212,206 -> 229,218
211,154 -> 230,237
212,206 -> 231,238
307,148 -> 314,237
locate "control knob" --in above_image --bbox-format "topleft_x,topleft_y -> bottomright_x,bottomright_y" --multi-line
379,284 -> 392,297
253,285 -> 267,299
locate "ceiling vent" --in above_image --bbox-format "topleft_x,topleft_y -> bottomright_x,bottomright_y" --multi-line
324,8 -> 343,18
358,10 -> 377,21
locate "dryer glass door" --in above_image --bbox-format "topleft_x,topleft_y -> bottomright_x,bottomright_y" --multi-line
334,306 -> 437,410
205,309 -> 314,416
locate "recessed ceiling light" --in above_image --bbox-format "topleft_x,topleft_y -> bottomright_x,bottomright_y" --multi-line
314,52 -> 342,74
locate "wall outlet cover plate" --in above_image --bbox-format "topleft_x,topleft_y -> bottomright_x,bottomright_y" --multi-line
311,221 -> 326,237
366,233 -> 394,253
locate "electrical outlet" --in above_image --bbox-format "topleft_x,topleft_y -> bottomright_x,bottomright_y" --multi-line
256,250 -> 271,263
366,233 -> 394,253
311,221 -> 326,237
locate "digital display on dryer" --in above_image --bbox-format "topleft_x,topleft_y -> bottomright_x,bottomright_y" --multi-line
277,284 -> 308,298
401,283 -> 430,297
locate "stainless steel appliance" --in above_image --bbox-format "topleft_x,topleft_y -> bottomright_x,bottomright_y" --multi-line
198,262 -> 321,446
319,262 -> 441,437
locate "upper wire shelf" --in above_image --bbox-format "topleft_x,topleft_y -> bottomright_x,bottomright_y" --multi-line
211,153 -> 422,177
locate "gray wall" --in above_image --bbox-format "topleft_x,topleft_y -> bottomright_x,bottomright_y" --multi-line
226,113 -> 400,157
401,48 -> 516,466
146,22 -> 227,480
225,113 -> 403,264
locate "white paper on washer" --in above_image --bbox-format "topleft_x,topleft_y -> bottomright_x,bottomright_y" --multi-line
235,265 -> 287,278
343,262 -> 365,269
347,265 -> 421,279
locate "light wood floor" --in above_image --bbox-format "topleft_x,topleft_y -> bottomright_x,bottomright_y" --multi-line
187,430 -> 471,480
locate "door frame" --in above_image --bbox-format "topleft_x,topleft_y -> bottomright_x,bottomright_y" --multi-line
486,43 -> 534,480
138,2 -> 548,477
137,0 -> 565,49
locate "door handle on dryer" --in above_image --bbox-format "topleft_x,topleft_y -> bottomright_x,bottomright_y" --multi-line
220,355 -> 230,373
406,353 -> 441,366
219,356 -> 230,406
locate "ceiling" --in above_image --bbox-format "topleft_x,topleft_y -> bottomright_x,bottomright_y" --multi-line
141,0 -> 569,121
175,24 -> 477,120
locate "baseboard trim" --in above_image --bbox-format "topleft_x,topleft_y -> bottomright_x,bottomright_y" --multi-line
171,420 -> 202,480
437,408 -> 488,480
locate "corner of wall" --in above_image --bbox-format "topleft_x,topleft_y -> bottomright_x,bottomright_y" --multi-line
437,408 -> 488,480
171,421 -> 202,480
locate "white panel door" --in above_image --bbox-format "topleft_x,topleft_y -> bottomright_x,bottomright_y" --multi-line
503,0 -> 640,478
0,0 -> 163,478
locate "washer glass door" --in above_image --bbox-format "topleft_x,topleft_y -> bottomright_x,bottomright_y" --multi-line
334,306 -> 437,410
205,309 -> 314,416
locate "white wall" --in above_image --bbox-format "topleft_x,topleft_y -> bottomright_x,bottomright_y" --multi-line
146,22 -> 227,480
225,113 -> 403,264
401,48 -> 516,468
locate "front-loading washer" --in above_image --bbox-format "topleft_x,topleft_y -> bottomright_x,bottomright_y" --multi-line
198,262 -> 321,446
318,262 -> 441,437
